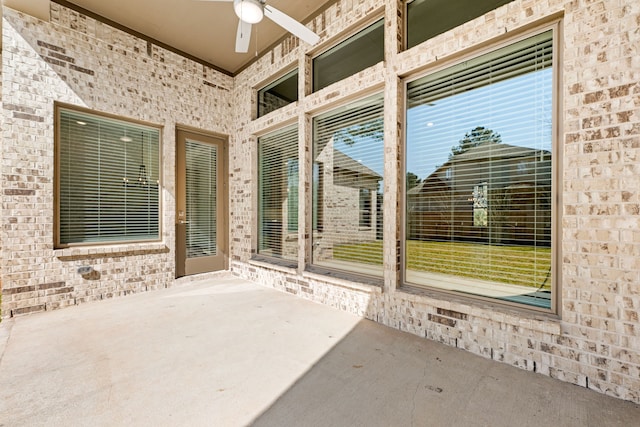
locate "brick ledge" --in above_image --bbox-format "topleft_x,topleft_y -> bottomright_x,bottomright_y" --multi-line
54,241 -> 169,258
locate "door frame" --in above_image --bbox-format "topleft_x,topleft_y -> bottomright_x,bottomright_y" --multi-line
175,126 -> 229,277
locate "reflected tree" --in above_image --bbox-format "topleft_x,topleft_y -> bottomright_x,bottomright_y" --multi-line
449,126 -> 502,160
406,172 -> 422,190
340,118 -> 384,146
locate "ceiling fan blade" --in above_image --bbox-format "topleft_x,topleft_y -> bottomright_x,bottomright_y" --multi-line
264,5 -> 320,46
236,19 -> 252,53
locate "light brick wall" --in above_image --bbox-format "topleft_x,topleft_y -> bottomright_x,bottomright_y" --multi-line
232,0 -> 640,403
1,4 -> 233,315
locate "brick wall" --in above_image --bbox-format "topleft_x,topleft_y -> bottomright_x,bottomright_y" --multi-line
1,4 -> 233,315
231,0 -> 640,403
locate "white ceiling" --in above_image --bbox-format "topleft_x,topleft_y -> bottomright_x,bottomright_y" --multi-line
6,0 -> 331,74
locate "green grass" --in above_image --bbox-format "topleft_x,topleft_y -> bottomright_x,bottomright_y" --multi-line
333,241 -> 385,266
333,240 -> 551,289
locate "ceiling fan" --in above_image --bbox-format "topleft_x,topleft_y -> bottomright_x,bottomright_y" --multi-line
199,0 -> 320,53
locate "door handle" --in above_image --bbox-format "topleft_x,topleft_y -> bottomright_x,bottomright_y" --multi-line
178,220 -> 189,224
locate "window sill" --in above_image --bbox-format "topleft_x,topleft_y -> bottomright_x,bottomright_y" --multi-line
303,266 -> 383,294
405,269 -> 551,310
54,241 -> 168,259
249,256 -> 298,274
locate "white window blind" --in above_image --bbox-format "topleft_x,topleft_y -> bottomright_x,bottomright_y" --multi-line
185,140 -> 218,258
313,94 -> 384,277
258,126 -> 298,262
405,30 -> 554,308
57,108 -> 160,246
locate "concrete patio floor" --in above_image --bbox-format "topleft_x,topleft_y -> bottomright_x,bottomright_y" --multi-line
1,274 -> 638,426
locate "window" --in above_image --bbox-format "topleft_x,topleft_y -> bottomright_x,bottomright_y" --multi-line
185,139 -> 219,259
258,126 -> 298,262
313,94 -> 384,277
405,29 -> 555,309
472,182 -> 488,227
406,0 -> 515,49
313,19 -> 384,92
286,159 -> 299,232
257,69 -> 298,118
56,106 -> 160,247
359,188 -> 372,228
312,161 -> 323,232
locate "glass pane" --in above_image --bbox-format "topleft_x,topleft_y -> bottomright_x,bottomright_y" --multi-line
313,19 -> 384,91
313,94 -> 384,276
258,69 -> 299,118
58,108 -> 160,245
405,31 -> 553,308
186,140 -> 217,258
359,188 -> 372,228
407,0 -> 515,49
286,159 -> 299,232
258,126 -> 299,261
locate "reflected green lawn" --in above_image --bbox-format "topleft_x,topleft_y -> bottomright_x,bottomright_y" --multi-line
333,240 -> 551,289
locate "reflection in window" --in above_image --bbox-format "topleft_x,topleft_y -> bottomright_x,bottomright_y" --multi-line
258,69 -> 298,118
258,126 -> 298,262
407,0 -> 515,49
313,94 -> 384,276
287,159 -> 299,232
472,182 -> 488,227
359,188 -> 372,228
405,30 -> 554,309
313,162 -> 323,232
313,19 -> 384,92
56,107 -> 160,247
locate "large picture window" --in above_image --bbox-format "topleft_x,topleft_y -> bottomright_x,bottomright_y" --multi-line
405,29 -> 555,309
313,94 -> 384,277
56,107 -> 160,246
258,126 -> 299,262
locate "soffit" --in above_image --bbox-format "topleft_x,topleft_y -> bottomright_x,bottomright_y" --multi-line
10,0 -> 331,75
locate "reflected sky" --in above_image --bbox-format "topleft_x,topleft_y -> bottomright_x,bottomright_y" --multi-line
407,68 -> 553,179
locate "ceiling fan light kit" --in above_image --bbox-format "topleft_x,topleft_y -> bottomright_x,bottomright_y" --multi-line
233,0 -> 264,24
199,0 -> 320,53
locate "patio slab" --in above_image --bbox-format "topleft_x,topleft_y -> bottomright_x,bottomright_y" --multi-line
0,274 -> 638,426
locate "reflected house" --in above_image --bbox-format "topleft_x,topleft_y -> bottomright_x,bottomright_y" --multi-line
407,141 -> 551,245
260,135 -> 383,262
314,138 -> 382,261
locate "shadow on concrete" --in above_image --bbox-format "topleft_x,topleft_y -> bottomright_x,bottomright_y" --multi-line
251,319 -> 640,427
